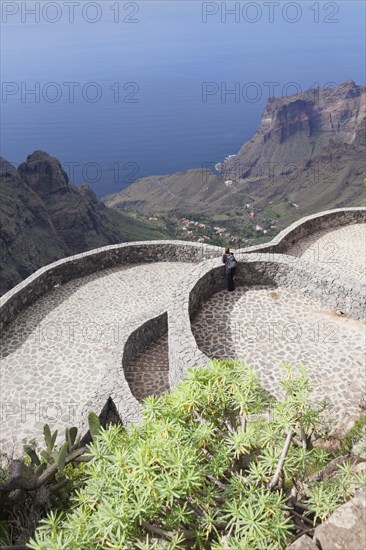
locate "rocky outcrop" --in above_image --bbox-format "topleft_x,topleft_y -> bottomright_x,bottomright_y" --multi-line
0,163 -> 69,295
288,485 -> 366,550
0,151 -> 167,295
18,150 -> 70,195
314,485 -> 366,550
288,534 -> 318,549
0,156 -> 17,175
225,80 -> 365,175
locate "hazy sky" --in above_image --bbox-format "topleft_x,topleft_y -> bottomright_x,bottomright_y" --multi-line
2,1 -> 365,82
1,1 -> 365,194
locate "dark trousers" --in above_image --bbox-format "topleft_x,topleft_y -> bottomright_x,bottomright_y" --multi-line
226,267 -> 236,292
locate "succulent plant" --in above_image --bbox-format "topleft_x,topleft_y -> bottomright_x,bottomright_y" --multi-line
88,412 -> 101,441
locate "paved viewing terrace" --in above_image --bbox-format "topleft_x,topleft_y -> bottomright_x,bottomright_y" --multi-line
0,210 -> 365,453
286,223 -> 366,283
0,263 -> 191,451
189,222 -> 366,430
191,286 -> 365,428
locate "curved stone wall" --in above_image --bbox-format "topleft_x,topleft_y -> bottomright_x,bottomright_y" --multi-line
79,314 -> 169,435
0,241 -> 220,331
1,208 -> 364,331
122,313 -> 168,379
240,207 -> 366,256
168,254 -> 366,388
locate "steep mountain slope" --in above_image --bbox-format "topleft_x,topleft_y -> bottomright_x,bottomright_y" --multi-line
104,81 -> 365,224
0,152 -> 168,295
104,168 -> 224,217
228,80 -> 365,169
222,80 -> 365,210
0,156 -> 69,295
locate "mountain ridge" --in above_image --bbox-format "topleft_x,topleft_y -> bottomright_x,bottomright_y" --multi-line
0,151 -> 168,295
104,80 -> 365,229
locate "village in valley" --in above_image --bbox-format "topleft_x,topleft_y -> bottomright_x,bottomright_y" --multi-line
175,207 -> 280,246
146,203 -> 284,247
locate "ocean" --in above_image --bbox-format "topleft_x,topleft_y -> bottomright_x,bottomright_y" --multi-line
1,0 -> 365,198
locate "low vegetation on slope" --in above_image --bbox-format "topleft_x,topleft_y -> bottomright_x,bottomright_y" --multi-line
17,361 -> 365,550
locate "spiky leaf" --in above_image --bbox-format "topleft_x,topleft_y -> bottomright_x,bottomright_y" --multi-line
40,450 -> 51,463
50,429 -> 58,452
67,427 -> 78,449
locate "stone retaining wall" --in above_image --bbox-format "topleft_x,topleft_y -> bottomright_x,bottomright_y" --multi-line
79,314 -> 169,435
168,254 -> 366,388
122,313 -> 168,376
0,241 -> 220,331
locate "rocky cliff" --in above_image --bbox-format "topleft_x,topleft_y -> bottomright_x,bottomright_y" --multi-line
224,79 -> 365,178
0,151 -> 167,295
105,81 -> 365,225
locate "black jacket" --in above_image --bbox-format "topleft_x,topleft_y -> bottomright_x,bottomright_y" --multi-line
223,252 -> 237,273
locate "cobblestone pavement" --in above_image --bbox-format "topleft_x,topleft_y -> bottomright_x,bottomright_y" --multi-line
191,286 -> 366,431
0,263 -> 191,452
125,335 -> 169,402
1,222 -> 365,452
286,223 -> 366,283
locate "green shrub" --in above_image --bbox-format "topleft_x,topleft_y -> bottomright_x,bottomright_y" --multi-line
306,460 -> 366,524
27,360 -> 332,549
340,414 -> 366,457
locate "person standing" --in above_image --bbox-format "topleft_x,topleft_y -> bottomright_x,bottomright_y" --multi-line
222,247 -> 237,292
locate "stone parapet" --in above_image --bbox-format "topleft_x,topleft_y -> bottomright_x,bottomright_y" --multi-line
2,208 -> 364,330
241,207 -> 366,256
168,253 -> 365,388
0,241 -> 220,331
